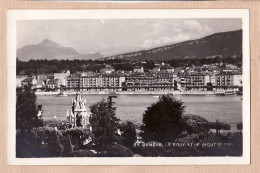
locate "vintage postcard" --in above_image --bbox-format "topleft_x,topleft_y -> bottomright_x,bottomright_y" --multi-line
7,9 -> 250,165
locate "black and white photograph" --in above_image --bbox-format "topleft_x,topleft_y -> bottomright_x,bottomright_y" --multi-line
8,9 -> 250,165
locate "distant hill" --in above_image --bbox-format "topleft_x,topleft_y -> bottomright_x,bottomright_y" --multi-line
101,30 -> 242,61
17,39 -> 103,61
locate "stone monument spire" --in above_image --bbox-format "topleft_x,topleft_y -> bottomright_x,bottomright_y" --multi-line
67,93 -> 91,129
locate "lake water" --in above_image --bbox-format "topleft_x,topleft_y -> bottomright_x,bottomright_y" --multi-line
37,94 -> 242,124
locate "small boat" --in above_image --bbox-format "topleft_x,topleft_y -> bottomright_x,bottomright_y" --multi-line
153,96 -> 160,98
109,91 -> 119,95
214,91 -> 225,96
215,90 -> 236,96
225,91 -> 236,95
55,92 -> 68,97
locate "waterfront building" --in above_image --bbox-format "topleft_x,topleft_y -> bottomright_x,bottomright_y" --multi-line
133,66 -> 144,73
124,72 -> 175,91
16,75 -> 28,87
214,72 -> 242,91
21,77 -> 37,86
65,70 -> 178,91
46,79 -> 59,89
179,70 -> 242,91
35,75 -> 47,88
36,78 -> 45,88
100,65 -> 115,74
82,74 -> 125,91
54,70 -> 70,86
45,74 -> 54,86
215,72 -> 234,87
66,75 -> 81,89
180,72 -> 205,90
233,72 -> 242,87
204,73 -> 217,86
152,63 -> 174,73
152,66 -> 160,72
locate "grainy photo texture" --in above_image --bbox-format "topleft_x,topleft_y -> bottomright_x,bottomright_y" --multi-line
8,10 -> 250,165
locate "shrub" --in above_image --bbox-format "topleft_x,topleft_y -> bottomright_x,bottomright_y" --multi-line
210,121 -> 231,134
183,115 -> 211,134
69,150 -> 95,157
43,120 -> 68,130
31,127 -> 64,157
135,145 -> 167,157
61,127 -> 91,150
119,121 -> 137,149
106,144 -> 133,157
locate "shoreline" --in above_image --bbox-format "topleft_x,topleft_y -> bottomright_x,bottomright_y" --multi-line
35,91 -> 218,96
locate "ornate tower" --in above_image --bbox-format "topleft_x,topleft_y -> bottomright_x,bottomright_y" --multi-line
66,93 -> 91,129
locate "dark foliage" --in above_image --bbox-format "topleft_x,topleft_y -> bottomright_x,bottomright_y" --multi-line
106,144 -> 133,157
119,121 -> 137,149
141,94 -> 186,142
89,96 -> 120,149
183,115 -> 211,134
135,145 -> 167,157
16,55 -> 241,76
16,86 -> 43,134
16,86 -> 44,157
237,122 -> 243,130
43,120 -> 68,130
69,150 -> 95,157
31,127 -> 64,157
61,127 -> 91,151
167,56 -> 242,68
16,58 -> 135,75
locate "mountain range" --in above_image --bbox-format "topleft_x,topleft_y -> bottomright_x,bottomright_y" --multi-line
101,30 -> 242,61
17,39 -> 103,61
17,30 -> 242,62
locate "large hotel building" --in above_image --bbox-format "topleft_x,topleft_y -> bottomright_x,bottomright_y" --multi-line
65,71 -> 242,92
66,72 -> 177,91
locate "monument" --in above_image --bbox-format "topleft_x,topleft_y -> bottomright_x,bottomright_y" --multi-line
66,93 -> 91,129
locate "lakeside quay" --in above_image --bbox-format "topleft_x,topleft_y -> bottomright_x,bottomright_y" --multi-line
35,90 -> 217,96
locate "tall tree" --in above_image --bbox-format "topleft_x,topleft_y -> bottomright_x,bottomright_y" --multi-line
141,94 -> 186,142
16,85 -> 43,134
89,96 -> 120,149
16,85 -> 43,157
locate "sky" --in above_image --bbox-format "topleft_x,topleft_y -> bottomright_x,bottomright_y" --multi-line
17,18 -> 242,56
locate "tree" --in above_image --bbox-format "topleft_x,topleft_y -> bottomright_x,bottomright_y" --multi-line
89,96 -> 120,149
31,127 -> 64,157
62,127 -> 90,150
141,94 -> 186,142
16,86 -> 43,134
16,85 -> 44,157
119,121 -> 137,148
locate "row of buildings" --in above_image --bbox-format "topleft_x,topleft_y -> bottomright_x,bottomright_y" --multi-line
16,63 -> 243,92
